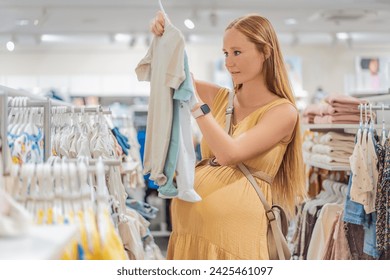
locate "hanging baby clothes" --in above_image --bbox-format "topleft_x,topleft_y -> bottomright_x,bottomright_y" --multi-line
135,17 -> 186,186
158,51 -> 201,202
376,138 -> 390,259
8,129 -> 43,165
158,99 -> 180,198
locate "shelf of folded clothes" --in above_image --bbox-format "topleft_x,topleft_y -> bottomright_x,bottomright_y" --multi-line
301,94 -> 375,131
304,159 -> 351,171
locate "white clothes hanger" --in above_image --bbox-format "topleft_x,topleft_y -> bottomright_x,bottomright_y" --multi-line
158,0 -> 166,15
369,103 -> 374,132
9,98 -> 23,135
335,182 -> 346,204
60,160 -> 74,216
31,164 -> 45,218
52,162 -> 64,217
16,98 -> 30,135
95,157 -> 110,205
42,163 -> 54,212
77,160 -> 93,211
364,104 -> 369,131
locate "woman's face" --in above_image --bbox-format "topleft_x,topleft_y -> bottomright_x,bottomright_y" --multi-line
223,27 -> 266,85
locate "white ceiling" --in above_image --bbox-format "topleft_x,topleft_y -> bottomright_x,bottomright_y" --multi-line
1,0 -> 390,50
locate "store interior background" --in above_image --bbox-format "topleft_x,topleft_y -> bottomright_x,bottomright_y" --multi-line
1,0 -> 390,254
1,0 -> 390,102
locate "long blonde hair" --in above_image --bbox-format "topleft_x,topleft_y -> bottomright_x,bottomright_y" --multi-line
226,14 -> 306,216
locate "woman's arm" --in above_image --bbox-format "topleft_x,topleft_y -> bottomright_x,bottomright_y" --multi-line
193,79 -> 221,107
195,102 -> 298,166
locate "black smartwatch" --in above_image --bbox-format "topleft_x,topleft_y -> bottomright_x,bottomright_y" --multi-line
191,103 -> 211,119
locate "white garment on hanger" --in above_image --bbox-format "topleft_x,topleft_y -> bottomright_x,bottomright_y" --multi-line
135,19 -> 186,186
175,96 -> 201,202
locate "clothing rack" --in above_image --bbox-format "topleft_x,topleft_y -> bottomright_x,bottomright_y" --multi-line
358,104 -> 390,110
0,85 -> 51,175
51,104 -> 112,115
0,85 -> 112,175
61,158 -> 121,166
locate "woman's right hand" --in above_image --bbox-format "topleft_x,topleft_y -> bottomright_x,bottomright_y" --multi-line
150,11 -> 165,36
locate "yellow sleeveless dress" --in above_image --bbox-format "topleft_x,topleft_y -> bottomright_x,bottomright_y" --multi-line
166,88 -> 293,260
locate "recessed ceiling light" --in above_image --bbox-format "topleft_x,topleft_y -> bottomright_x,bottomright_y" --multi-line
336,32 -> 349,40
16,19 -> 30,26
184,19 -> 195,29
114,33 -> 132,42
285,18 -> 297,25
6,41 -> 15,51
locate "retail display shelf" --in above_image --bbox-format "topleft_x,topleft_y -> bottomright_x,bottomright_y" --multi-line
302,123 -> 359,131
0,224 -> 78,260
304,160 -> 351,171
302,123 -> 389,134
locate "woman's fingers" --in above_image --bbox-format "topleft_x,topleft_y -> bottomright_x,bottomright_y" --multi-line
150,21 -> 160,36
150,11 -> 166,36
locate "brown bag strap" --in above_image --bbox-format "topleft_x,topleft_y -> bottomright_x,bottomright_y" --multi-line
225,89 -> 287,260
225,89 -> 273,214
224,89 -> 234,133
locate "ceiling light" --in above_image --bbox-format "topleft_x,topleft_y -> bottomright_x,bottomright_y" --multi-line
184,19 -> 195,30
41,34 -> 109,44
336,32 -> 349,40
6,41 -> 15,52
285,18 -> 297,25
114,33 -> 132,43
16,19 -> 30,26
33,19 -> 39,26
41,34 -> 62,42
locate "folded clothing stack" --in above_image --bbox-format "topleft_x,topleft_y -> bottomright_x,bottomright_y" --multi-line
302,95 -> 372,124
305,131 -> 355,167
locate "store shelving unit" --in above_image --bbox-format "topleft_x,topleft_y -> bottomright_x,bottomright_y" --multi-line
302,123 -> 360,134
303,160 -> 351,171
302,123 -> 355,171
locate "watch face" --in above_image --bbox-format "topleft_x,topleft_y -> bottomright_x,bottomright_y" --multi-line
201,104 -> 211,114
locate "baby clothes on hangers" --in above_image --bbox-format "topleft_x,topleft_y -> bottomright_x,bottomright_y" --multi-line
158,51 -> 201,202
306,202 -> 343,260
8,129 -> 44,165
174,58 -> 201,201
111,127 -> 130,156
350,128 -> 377,214
135,15 -> 186,186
